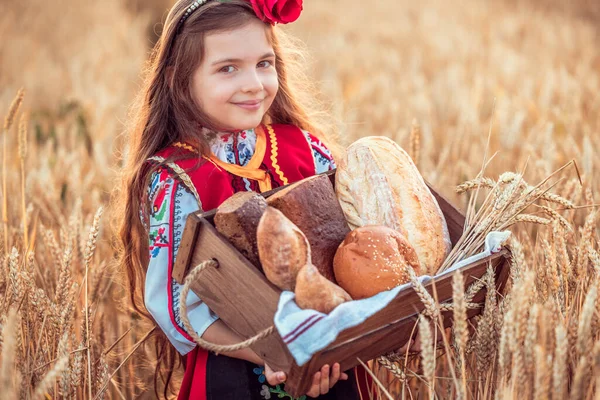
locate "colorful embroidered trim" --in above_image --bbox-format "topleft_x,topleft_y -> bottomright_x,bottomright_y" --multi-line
265,124 -> 288,186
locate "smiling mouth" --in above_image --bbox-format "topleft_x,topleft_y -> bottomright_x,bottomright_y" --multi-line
233,100 -> 263,110
234,99 -> 263,106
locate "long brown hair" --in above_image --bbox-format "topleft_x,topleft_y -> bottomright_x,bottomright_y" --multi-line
111,0 -> 339,397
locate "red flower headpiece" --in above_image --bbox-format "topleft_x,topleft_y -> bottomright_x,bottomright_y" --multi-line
248,0 -> 304,25
179,0 -> 303,27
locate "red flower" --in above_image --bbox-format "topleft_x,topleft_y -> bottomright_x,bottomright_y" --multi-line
249,0 -> 303,25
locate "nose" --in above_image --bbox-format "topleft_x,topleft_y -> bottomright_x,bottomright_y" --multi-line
241,69 -> 264,93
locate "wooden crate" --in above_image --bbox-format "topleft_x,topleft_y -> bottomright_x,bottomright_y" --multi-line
173,169 -> 511,397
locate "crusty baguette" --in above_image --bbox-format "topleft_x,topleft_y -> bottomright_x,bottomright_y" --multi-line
335,136 -> 451,274
267,174 -> 350,282
257,207 -> 310,291
214,191 -> 267,267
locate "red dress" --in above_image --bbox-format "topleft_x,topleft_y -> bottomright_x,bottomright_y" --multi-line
143,124 -> 377,400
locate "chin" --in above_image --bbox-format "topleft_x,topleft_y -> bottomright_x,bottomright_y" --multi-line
233,116 -> 265,131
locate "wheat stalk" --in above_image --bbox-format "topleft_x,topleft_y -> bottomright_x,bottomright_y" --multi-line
377,356 -> 406,382
419,315 -> 435,398
408,267 -> 439,318
452,271 -> 468,396
2,89 -> 25,253
576,283 -> 597,358
409,118 -> 421,167
33,355 -> 69,399
553,323 -> 568,400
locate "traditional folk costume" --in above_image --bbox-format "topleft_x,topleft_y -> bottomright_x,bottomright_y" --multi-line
141,124 -> 376,400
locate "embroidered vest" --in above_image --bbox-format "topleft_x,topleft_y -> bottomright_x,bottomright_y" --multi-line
145,124 -> 316,211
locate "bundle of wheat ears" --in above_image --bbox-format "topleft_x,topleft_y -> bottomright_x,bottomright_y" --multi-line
367,153 -> 599,399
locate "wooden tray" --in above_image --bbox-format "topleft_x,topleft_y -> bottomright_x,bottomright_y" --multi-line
173,169 -> 511,397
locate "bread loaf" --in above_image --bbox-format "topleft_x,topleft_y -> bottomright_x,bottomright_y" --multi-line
214,191 -> 267,267
333,225 -> 420,299
257,207 -> 310,291
295,263 -> 352,313
335,136 -> 451,274
267,174 -> 349,282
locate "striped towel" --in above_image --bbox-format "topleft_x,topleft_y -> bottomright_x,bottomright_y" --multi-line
274,231 -> 510,366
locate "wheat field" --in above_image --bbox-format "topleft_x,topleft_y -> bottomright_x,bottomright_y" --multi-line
0,0 -> 598,398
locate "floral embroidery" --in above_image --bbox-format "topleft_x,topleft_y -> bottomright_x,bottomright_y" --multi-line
146,169 -> 174,258
253,366 -> 307,400
260,385 -> 272,399
301,130 -> 336,174
149,226 -> 168,258
254,367 -> 267,384
149,169 -> 172,215
238,140 -> 254,166
211,129 -> 256,167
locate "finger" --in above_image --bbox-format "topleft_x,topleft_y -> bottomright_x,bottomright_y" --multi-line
320,364 -> 330,394
277,371 -> 287,383
263,364 -> 277,386
265,370 -> 286,386
340,372 -> 349,380
306,372 -> 321,398
329,363 -> 341,388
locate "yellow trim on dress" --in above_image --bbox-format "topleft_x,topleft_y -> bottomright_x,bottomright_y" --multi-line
172,142 -> 197,153
265,124 -> 288,186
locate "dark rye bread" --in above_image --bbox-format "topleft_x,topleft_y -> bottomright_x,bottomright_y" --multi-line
214,191 -> 268,268
267,174 -> 350,282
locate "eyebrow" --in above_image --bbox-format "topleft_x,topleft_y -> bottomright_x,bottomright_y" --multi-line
211,52 -> 276,66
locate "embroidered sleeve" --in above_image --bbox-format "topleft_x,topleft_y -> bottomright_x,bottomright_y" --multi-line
143,167 -> 220,355
301,130 -> 337,174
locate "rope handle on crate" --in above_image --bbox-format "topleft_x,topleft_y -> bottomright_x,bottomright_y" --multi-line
179,259 -> 275,353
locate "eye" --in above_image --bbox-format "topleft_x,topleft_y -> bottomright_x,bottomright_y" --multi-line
257,60 -> 274,68
219,65 -> 236,73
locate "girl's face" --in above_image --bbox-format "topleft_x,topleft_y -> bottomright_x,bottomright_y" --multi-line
192,19 -> 279,132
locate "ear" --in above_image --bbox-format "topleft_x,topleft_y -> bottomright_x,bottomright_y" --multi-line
166,66 -> 175,89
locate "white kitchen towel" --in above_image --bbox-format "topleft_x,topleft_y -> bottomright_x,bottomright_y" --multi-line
273,231 -> 511,366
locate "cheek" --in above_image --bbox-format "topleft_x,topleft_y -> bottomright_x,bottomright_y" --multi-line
264,71 -> 279,96
196,79 -> 230,104
192,71 -> 234,106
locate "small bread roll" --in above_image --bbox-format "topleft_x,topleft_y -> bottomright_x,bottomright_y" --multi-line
214,191 -> 267,267
257,207 -> 310,291
333,225 -> 420,299
335,136 -> 451,274
295,264 -> 352,313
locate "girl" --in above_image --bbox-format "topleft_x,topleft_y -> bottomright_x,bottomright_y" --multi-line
115,0 -> 375,399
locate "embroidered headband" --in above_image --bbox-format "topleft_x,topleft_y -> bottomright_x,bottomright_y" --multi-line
178,0 -> 303,28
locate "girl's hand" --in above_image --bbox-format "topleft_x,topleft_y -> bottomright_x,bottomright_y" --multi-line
305,363 -> 349,398
264,362 -> 349,397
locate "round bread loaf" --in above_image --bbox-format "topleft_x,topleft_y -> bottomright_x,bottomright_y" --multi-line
335,136 -> 451,274
333,225 -> 420,299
